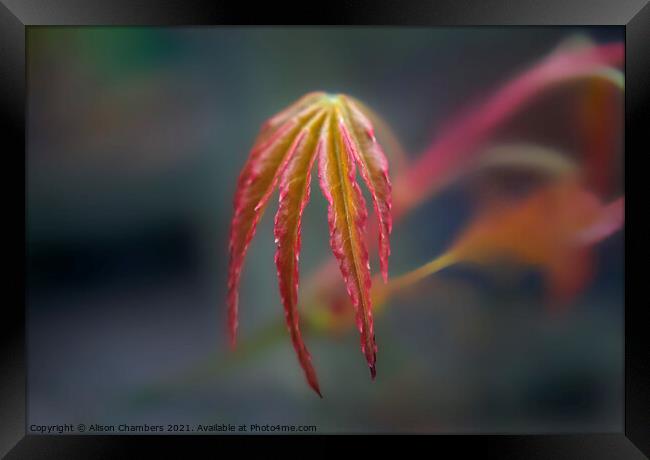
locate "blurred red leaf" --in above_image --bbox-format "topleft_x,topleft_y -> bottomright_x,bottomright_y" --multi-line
393,41 -> 624,217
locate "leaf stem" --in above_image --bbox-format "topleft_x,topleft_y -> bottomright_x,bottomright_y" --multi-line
383,252 -> 457,297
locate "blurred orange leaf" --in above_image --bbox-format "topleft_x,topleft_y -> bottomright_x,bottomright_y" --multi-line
384,180 -> 624,310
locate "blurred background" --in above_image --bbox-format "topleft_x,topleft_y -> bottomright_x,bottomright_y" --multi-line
27,27 -> 624,433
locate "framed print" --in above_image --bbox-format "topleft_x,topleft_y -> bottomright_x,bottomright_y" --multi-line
1,0 -> 648,457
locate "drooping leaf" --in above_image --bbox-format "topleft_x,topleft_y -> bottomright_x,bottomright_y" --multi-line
340,97 -> 393,282
318,109 -> 377,378
227,100 -> 324,347
227,93 -> 393,394
273,111 -> 327,397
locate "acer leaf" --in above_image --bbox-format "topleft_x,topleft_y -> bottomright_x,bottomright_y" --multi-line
340,97 -> 393,282
228,93 -> 393,395
228,99 -> 323,347
377,180 -> 624,310
318,109 -> 377,378
274,111 -> 327,397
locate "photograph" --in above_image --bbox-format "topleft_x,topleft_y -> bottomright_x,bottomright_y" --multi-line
25,26 -> 625,434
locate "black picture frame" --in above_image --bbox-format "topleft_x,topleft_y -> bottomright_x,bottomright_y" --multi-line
2,0 -> 647,457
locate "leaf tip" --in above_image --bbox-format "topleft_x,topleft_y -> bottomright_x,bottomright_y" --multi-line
303,362 -> 323,397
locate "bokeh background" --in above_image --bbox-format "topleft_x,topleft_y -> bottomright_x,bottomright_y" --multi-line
27,27 -> 624,433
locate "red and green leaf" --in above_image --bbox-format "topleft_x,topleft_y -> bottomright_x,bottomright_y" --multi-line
227,101 -> 323,347
273,112 -> 327,397
227,93 -> 393,394
318,109 -> 377,378
340,96 -> 393,282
